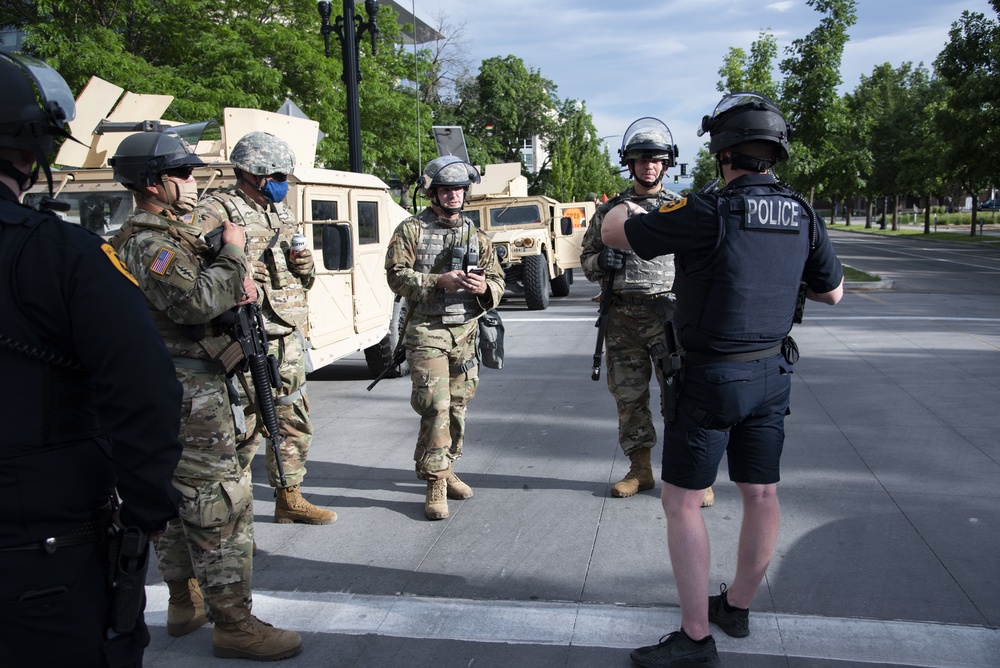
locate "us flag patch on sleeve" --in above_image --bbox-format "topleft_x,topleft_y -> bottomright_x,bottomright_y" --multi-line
150,248 -> 175,275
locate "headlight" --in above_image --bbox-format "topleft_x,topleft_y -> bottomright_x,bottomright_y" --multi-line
495,245 -> 507,260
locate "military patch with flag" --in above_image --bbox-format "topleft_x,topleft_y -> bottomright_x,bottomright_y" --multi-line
150,248 -> 175,275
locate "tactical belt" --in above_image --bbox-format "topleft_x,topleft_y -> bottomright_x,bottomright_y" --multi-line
613,293 -> 670,307
173,356 -> 226,375
275,384 -> 306,407
0,515 -> 109,554
684,344 -> 782,367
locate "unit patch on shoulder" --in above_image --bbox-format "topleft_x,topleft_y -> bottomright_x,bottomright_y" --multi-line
101,243 -> 138,286
150,248 -> 176,275
658,198 -> 687,214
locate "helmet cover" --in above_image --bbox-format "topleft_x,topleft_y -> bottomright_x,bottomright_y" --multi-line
229,131 -> 295,176
619,117 -> 677,166
419,155 -> 481,196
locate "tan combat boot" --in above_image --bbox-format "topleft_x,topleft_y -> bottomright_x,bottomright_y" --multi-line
424,479 -> 449,520
213,615 -> 303,661
274,485 -> 337,525
446,473 -> 473,500
166,578 -> 208,637
701,486 -> 715,507
610,448 -> 656,498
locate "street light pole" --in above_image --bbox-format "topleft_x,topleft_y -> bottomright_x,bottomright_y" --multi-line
318,0 -> 379,173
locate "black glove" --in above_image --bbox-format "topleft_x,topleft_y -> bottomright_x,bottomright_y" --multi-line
597,248 -> 624,271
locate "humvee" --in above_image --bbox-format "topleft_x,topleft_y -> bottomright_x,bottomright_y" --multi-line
25,76 -> 409,377
463,163 -> 594,310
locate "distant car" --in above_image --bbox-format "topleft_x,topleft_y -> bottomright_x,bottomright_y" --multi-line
980,199 -> 1000,210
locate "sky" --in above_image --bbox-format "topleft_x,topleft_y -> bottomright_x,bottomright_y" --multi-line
401,0 -> 996,167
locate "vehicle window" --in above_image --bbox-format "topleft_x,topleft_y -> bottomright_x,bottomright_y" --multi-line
465,210 -> 481,228
489,204 -> 542,227
311,200 -> 339,250
358,200 -> 378,245
23,191 -> 135,236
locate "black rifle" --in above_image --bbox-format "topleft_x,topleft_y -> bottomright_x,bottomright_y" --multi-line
231,304 -> 287,487
660,321 -> 683,424
592,266 -> 616,381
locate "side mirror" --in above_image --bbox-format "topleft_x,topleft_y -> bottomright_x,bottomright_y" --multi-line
321,223 -> 353,271
560,216 -> 573,236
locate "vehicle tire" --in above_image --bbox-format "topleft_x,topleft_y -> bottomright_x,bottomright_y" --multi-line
364,296 -> 410,378
523,254 -> 551,310
550,268 -> 571,297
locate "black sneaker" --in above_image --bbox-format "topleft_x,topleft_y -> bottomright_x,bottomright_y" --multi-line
708,583 -> 750,638
629,630 -> 721,667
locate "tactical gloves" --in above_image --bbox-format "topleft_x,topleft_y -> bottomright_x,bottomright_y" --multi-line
597,248 -> 625,272
288,248 -> 314,276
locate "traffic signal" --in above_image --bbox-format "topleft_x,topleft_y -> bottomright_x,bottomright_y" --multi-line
674,175 -> 679,183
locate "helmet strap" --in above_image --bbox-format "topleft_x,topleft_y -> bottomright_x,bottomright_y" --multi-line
429,187 -> 465,216
0,157 -> 37,193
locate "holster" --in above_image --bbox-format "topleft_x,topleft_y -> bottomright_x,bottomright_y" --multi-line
107,525 -> 150,635
654,321 -> 683,424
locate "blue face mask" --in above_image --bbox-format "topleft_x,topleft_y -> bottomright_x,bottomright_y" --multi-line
260,178 -> 289,203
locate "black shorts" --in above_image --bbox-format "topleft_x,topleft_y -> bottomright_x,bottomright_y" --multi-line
662,354 -> 792,489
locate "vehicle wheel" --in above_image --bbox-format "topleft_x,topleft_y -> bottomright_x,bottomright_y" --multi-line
550,268 -> 571,297
364,296 -> 410,378
523,254 -> 551,310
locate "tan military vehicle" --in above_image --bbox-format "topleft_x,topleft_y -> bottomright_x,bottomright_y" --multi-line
464,163 -> 594,310
25,76 -> 410,377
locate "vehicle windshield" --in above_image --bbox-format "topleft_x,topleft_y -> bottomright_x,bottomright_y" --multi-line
23,190 -> 134,236
489,204 -> 542,227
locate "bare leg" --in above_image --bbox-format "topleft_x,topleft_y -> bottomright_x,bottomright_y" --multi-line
662,482 -> 713,640
725,482 -> 780,610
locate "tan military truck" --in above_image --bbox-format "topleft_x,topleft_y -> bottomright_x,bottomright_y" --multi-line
25,76 -> 410,377
463,163 -> 594,310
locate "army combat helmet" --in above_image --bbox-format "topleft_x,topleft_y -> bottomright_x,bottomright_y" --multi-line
618,118 -> 677,188
419,156 -> 481,214
698,92 -> 791,170
229,131 -> 295,176
110,132 -> 205,189
0,52 -> 79,194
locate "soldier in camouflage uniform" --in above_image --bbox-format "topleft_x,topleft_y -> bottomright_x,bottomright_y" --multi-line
385,156 -> 505,520
110,131 -> 303,661
195,131 -> 335,526
581,119 -> 714,506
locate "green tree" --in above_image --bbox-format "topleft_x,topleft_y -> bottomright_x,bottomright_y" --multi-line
717,31 -> 781,101
541,100 -> 624,201
934,8 -> 1000,234
453,55 -> 558,170
779,0 -> 858,200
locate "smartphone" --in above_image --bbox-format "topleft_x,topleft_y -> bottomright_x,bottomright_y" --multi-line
466,266 -> 485,275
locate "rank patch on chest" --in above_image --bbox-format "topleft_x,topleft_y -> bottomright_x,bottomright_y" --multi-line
150,248 -> 176,275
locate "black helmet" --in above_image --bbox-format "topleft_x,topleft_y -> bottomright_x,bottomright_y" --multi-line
618,118 -> 677,167
109,132 -> 205,188
0,52 -> 79,192
419,156 -> 481,196
698,92 -> 791,163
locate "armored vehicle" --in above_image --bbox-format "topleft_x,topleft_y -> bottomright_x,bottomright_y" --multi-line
463,163 -> 594,310
25,76 -> 409,377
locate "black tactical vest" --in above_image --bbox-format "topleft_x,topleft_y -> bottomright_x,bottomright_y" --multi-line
673,182 -> 812,354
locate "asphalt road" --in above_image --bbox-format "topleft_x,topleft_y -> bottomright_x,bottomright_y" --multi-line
144,232 -> 1000,667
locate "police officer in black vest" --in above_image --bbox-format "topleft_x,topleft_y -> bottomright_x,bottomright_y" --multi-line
603,93 -> 844,668
0,53 -> 183,667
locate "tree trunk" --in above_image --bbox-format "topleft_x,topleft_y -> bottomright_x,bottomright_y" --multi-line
923,195 -> 931,234
865,198 -> 873,229
891,195 -> 899,232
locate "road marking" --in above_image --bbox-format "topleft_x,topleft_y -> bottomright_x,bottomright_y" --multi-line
145,586 -> 999,666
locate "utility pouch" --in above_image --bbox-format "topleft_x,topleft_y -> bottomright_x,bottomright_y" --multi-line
477,309 -> 505,370
107,525 -> 149,635
781,335 -> 800,365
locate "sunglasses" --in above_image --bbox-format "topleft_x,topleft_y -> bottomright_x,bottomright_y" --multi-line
163,166 -> 195,180
267,173 -> 288,182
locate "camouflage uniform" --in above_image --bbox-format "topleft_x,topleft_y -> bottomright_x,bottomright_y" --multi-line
196,187 -> 314,488
385,208 -> 505,480
112,209 -> 256,624
581,186 -> 680,456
